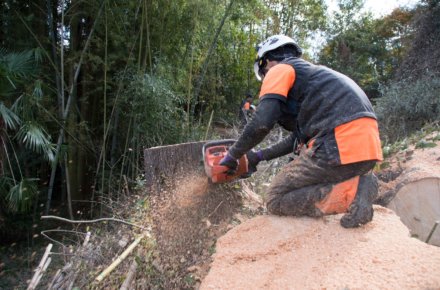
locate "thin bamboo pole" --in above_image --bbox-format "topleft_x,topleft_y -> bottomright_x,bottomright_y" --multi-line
64,155 -> 74,219
120,259 -> 138,290
46,1 -> 105,215
204,110 -> 214,140
101,0 -> 108,206
137,0 -> 144,71
143,0 -> 152,74
27,243 -> 53,290
95,234 -> 145,283
191,0 -> 235,117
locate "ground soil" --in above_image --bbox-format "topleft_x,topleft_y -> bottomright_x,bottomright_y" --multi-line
201,206 -> 440,289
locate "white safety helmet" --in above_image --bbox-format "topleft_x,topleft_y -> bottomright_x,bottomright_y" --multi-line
253,35 -> 302,81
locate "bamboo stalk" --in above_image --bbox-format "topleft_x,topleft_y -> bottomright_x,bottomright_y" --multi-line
191,0 -> 235,117
32,257 -> 51,290
138,0 -> 144,70
204,110 -> 214,140
27,243 -> 53,290
67,231 -> 92,289
83,231 -> 92,246
143,0 -> 152,74
46,1 -> 106,215
101,0 -> 109,206
119,259 -> 138,290
95,234 -> 145,283
64,155 -> 74,219
48,269 -> 61,289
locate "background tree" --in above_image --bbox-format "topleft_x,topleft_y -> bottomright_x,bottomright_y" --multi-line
318,1 -> 414,98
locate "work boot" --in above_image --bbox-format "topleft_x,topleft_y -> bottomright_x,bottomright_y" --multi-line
340,173 -> 378,228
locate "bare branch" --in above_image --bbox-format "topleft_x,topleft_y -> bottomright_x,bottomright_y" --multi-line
41,215 -> 148,231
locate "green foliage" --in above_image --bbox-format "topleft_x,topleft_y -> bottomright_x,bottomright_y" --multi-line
0,48 -> 40,97
415,140 -> 437,149
117,69 -> 188,147
380,122 -> 439,159
318,3 -> 414,98
0,102 -> 20,130
0,177 -> 39,213
15,122 -> 55,162
375,74 -> 440,141
0,47 -> 54,215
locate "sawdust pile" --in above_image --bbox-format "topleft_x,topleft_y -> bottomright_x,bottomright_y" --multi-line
149,171 -> 242,288
201,206 -> 440,289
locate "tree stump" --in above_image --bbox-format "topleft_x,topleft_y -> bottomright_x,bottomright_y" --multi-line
143,141 -> 206,193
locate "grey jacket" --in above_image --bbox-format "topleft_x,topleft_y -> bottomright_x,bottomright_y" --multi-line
228,57 -> 376,164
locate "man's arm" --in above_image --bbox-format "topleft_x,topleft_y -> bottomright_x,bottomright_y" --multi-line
259,132 -> 296,161
228,98 -> 283,159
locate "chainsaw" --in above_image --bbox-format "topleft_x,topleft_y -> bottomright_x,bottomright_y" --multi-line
202,139 -> 249,183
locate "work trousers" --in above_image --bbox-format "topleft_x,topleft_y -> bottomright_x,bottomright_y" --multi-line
266,145 -> 376,217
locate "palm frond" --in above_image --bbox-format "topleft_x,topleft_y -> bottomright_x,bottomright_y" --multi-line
15,122 -> 56,162
32,79 -> 43,100
0,48 -> 37,95
3,50 -> 36,79
0,101 -> 21,130
0,175 -> 15,194
6,178 -> 39,213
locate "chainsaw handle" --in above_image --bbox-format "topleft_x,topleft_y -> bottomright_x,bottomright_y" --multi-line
202,139 -> 236,160
215,164 -> 236,175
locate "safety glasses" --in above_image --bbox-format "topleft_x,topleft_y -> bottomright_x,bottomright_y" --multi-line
257,58 -> 268,79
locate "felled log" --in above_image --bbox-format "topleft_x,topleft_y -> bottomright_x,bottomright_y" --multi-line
377,142 -> 440,246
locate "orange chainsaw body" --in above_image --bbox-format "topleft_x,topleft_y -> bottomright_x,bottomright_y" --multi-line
203,140 -> 248,183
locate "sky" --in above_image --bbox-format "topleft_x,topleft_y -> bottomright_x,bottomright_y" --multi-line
364,0 -> 421,16
326,0 -> 421,17
308,0 -> 422,57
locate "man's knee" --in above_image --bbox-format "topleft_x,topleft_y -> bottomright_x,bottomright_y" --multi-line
265,185 -> 328,217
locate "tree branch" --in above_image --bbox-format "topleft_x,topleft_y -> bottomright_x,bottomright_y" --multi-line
41,215 -> 148,230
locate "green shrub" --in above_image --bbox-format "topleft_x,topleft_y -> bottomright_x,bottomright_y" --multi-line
117,69 -> 189,147
375,74 -> 440,142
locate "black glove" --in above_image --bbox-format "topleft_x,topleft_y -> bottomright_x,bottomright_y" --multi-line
219,153 -> 238,175
245,150 -> 263,176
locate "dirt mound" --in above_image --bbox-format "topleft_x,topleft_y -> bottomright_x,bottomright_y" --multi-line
201,206 -> 440,289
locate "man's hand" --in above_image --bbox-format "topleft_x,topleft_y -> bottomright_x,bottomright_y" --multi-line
219,153 -> 238,175
246,150 -> 263,175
